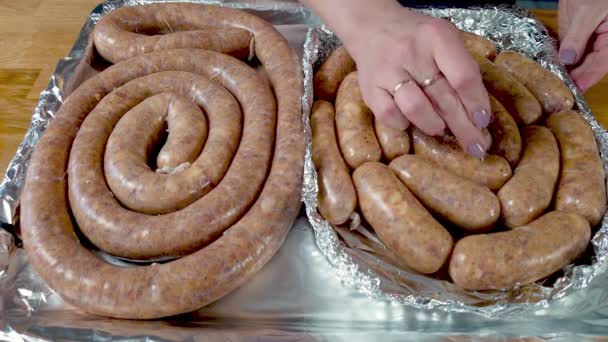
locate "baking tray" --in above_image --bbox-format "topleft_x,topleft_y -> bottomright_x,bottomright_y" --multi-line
1,1 -> 608,340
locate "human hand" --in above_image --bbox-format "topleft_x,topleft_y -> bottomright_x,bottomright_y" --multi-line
559,0 -> 608,92
341,5 -> 491,159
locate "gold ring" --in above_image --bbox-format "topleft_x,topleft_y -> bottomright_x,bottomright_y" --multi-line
392,79 -> 414,95
420,73 -> 443,89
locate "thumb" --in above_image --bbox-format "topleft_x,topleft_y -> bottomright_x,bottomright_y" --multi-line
559,5 -> 607,66
570,48 -> 608,92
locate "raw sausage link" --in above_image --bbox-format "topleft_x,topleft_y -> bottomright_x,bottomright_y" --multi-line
155,93 -> 208,172
311,100 -> 357,225
20,3 -> 304,319
353,162 -> 453,274
488,95 -> 522,167
472,52 -> 542,125
460,31 -> 497,60
100,72 -> 246,216
546,110 -> 607,225
449,211 -> 590,290
412,128 -> 512,191
335,71 -> 382,169
374,117 -> 410,161
389,155 -> 500,231
93,11 -> 253,62
497,126 -> 560,228
313,46 -> 356,101
495,51 -> 574,114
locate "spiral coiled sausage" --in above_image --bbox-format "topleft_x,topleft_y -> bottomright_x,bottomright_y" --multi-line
20,4 -> 304,319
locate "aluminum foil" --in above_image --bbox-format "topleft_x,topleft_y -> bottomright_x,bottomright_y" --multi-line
302,6 -> 608,319
2,1 -> 608,340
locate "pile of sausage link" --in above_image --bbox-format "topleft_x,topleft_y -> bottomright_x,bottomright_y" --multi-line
20,3 -> 304,319
312,32 -> 607,291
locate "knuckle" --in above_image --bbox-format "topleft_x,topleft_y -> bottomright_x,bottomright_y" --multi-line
451,71 -> 481,92
372,101 -> 396,120
421,19 -> 455,37
398,96 -> 426,115
395,38 -> 416,60
421,121 -> 445,137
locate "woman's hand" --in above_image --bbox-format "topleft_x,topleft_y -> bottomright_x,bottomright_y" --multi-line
302,0 -> 491,158
559,0 -> 608,92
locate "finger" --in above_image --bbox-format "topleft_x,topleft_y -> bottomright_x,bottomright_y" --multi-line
558,0 -> 574,39
597,20 -> 608,34
593,31 -> 608,51
359,71 -> 410,130
393,81 -> 445,136
431,23 -> 492,129
424,76 -> 489,159
366,87 -> 410,130
571,48 -> 608,92
559,5 -> 608,65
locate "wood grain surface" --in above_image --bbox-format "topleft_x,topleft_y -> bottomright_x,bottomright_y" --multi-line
0,3 -> 606,172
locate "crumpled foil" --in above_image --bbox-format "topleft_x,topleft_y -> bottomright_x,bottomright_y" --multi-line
303,5 -> 608,319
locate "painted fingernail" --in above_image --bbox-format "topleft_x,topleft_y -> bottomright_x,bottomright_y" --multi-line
473,109 -> 491,128
559,49 -> 577,65
467,143 -> 486,160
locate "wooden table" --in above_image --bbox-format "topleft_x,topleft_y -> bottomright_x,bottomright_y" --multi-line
0,3 -> 606,172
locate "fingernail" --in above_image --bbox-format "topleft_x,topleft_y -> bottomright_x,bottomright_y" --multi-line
467,143 -> 486,160
473,109 -> 491,128
559,49 -> 577,65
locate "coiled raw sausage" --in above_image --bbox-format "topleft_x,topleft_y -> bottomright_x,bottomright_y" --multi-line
20,3 -> 304,319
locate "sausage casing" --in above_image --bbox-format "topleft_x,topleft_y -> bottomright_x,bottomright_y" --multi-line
412,128 -> 512,191
155,93 -> 208,172
101,72 -> 245,215
495,51 -> 574,114
314,46 -> 357,101
335,71 -> 382,169
497,126 -> 560,228
472,52 -> 542,125
488,96 -> 522,167
547,110 -> 607,225
21,3 -> 304,319
311,100 -> 357,225
374,116 -> 410,161
460,31 -> 497,60
449,211 -> 590,290
389,155 -> 500,231
353,162 -> 453,274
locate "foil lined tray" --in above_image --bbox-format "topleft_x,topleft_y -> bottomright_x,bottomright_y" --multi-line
302,6 -> 608,319
2,1 -> 608,340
